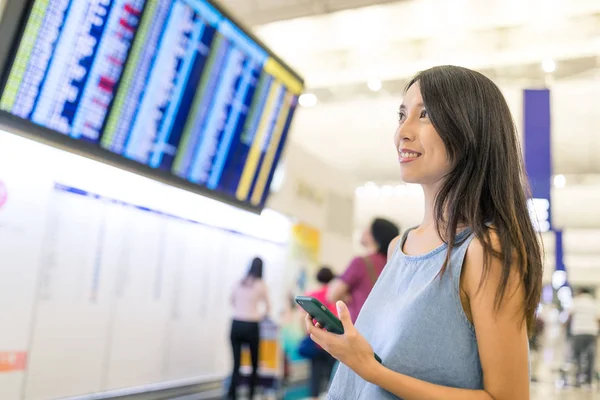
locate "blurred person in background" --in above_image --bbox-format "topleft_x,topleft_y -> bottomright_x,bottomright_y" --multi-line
229,257 -> 270,400
328,218 -> 400,322
303,266 -> 337,400
569,287 -> 600,386
306,66 -> 543,400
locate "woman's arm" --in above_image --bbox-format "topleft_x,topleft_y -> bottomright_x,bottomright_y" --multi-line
328,237 -> 399,313
327,279 -> 349,304
463,236 -> 530,399
367,366 -> 492,400
262,281 -> 271,317
328,250 -> 390,304
308,236 -> 530,400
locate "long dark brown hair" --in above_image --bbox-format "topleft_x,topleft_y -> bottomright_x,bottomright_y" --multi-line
242,257 -> 263,286
405,66 -> 543,332
370,218 -> 400,257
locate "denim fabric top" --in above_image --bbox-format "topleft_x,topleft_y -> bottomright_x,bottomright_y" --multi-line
328,228 -> 482,399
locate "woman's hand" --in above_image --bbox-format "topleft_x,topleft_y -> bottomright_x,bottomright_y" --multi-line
305,301 -> 379,382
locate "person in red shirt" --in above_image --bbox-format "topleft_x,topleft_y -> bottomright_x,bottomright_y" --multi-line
304,267 -> 337,399
328,218 -> 399,322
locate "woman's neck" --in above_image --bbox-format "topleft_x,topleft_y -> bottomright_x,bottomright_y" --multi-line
365,243 -> 379,254
420,183 -> 439,232
420,181 -> 466,236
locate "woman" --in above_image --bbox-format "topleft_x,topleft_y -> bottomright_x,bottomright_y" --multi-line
229,257 -> 270,400
306,66 -> 543,399
304,267 -> 338,399
328,218 -> 399,322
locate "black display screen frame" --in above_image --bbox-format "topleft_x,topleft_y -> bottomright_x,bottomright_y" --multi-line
0,0 -> 303,214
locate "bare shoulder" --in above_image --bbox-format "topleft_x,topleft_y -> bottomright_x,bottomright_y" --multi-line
387,235 -> 402,260
463,230 -> 522,309
463,230 -> 496,272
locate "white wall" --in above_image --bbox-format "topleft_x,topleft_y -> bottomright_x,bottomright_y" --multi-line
0,130 -> 292,400
268,144 -> 357,271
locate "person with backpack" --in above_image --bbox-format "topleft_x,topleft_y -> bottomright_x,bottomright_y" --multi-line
327,218 -> 399,322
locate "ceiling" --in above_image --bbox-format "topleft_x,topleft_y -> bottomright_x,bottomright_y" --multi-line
223,0 -> 600,182
215,0 -> 403,26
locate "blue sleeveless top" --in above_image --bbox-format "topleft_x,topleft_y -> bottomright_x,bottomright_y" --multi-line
328,228 -> 482,399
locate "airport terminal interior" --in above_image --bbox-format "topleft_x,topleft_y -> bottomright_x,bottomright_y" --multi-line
1,0 -> 600,399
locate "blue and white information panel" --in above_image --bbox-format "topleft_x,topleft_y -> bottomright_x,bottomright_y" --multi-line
523,89 -> 552,233
0,0 -> 303,210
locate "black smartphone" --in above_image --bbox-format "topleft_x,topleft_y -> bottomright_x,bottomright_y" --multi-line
295,295 -> 382,364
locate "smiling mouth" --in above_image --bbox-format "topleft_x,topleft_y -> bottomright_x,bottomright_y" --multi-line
399,151 -> 422,163
400,152 -> 421,159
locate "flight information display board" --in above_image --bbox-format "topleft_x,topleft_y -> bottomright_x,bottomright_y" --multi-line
0,0 -> 303,210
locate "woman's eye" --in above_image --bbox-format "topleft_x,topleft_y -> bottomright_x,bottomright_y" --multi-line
420,109 -> 429,119
398,112 -> 406,122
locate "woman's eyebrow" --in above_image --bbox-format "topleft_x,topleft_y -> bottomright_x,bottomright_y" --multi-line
399,102 -> 425,110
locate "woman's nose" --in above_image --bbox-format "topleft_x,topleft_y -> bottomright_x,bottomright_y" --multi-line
397,122 -> 416,142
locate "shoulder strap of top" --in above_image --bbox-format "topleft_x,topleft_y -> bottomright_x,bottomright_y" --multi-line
397,227 -> 417,254
362,256 -> 378,285
449,230 -> 477,332
451,227 -> 474,254
449,229 -> 476,282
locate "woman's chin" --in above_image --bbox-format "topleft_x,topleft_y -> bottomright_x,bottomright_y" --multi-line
399,172 -> 421,184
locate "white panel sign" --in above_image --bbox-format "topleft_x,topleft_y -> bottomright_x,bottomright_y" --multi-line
0,130 -> 291,400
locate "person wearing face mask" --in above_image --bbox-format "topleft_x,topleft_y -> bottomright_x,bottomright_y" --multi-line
328,218 -> 400,323
306,66 -> 543,400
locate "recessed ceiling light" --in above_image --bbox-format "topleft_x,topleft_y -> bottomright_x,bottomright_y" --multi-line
367,77 -> 382,92
542,58 -> 556,73
298,93 -> 318,107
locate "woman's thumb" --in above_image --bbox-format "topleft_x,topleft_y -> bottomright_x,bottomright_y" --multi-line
336,301 -> 353,328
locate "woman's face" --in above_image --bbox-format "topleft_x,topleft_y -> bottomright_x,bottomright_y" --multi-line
360,227 -> 375,249
394,83 -> 451,185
